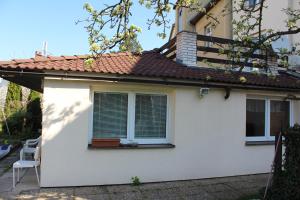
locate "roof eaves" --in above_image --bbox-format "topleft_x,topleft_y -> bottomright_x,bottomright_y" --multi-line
1,68 -> 300,92
190,0 -> 221,25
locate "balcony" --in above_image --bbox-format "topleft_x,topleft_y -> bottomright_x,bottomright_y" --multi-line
158,32 -> 278,71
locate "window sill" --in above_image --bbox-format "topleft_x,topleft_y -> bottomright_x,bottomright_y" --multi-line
245,141 -> 275,146
88,143 -> 175,149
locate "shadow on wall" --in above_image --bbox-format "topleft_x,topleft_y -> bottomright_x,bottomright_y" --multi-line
41,97 -> 93,183
42,101 -> 82,130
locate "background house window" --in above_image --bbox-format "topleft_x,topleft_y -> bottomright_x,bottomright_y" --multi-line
246,99 -> 265,137
135,94 -> 167,139
93,93 -> 128,139
92,91 -> 169,144
244,0 -> 260,8
246,98 -> 291,141
204,24 -> 213,47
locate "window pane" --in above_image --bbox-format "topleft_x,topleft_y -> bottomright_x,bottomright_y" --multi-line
246,99 -> 265,137
93,93 -> 128,138
135,94 -> 167,139
270,101 -> 290,136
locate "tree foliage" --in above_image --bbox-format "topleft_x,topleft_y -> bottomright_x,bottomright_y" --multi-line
4,82 -> 22,117
2,82 -> 24,135
25,90 -> 42,135
1,86 -> 42,137
119,34 -> 143,53
79,0 -> 202,54
81,0 -> 300,72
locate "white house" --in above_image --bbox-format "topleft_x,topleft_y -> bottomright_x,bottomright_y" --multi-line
0,32 -> 300,187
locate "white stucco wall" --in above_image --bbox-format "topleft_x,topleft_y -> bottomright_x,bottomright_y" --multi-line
40,78 -> 300,187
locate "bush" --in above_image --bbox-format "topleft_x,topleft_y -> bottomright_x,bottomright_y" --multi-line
4,82 -> 22,117
1,86 -> 42,139
25,91 -> 42,135
266,124 -> 300,200
3,109 -> 26,135
131,176 -> 141,186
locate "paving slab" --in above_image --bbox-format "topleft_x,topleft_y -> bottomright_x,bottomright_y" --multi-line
0,164 -> 269,200
74,186 -> 106,195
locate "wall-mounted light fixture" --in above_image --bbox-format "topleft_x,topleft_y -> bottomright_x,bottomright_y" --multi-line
199,88 -> 209,98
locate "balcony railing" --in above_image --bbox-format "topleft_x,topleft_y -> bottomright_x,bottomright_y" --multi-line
158,34 -> 277,69
158,36 -> 177,60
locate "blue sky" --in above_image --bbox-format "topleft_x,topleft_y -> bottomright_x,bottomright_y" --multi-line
0,0 -> 174,60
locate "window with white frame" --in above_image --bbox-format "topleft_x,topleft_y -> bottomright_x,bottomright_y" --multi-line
246,98 -> 292,141
244,0 -> 260,8
204,24 -> 213,47
92,92 -> 168,144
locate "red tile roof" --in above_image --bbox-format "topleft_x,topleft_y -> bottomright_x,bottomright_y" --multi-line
0,51 -> 300,90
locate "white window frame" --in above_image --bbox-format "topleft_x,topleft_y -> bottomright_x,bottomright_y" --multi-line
89,89 -> 170,145
204,24 -> 213,47
246,96 -> 293,142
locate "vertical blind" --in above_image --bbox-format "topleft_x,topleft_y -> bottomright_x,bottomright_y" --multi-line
135,94 -> 167,138
93,93 -> 128,138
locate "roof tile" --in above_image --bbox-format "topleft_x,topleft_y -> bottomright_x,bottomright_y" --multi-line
0,51 -> 300,89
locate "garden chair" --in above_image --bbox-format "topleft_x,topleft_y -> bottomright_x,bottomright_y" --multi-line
13,147 -> 40,188
24,136 -> 41,149
21,136 -> 41,160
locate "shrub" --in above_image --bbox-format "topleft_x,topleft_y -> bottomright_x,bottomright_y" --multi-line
131,176 -> 141,186
1,82 -> 23,135
25,90 -> 42,135
3,109 -> 26,135
4,82 -> 22,117
1,86 -> 42,138
266,124 -> 300,200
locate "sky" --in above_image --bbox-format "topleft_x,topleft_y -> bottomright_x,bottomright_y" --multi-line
0,0 -> 175,60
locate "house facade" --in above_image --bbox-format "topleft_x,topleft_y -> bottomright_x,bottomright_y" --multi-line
171,0 -> 300,68
0,49 -> 300,187
174,0 -> 300,44
0,1 -> 300,187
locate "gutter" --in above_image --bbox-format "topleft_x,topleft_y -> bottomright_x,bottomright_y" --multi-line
1,69 -> 300,93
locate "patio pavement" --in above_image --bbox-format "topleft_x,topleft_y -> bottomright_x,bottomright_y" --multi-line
0,167 -> 269,200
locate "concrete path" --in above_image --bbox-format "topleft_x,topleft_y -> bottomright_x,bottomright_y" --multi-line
0,168 -> 268,200
0,149 -> 19,177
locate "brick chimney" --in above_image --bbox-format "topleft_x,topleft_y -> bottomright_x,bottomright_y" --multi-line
176,31 -> 197,67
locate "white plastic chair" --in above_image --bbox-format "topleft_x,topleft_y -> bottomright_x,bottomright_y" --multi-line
24,136 -> 41,148
13,147 -> 40,188
21,136 -> 41,160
